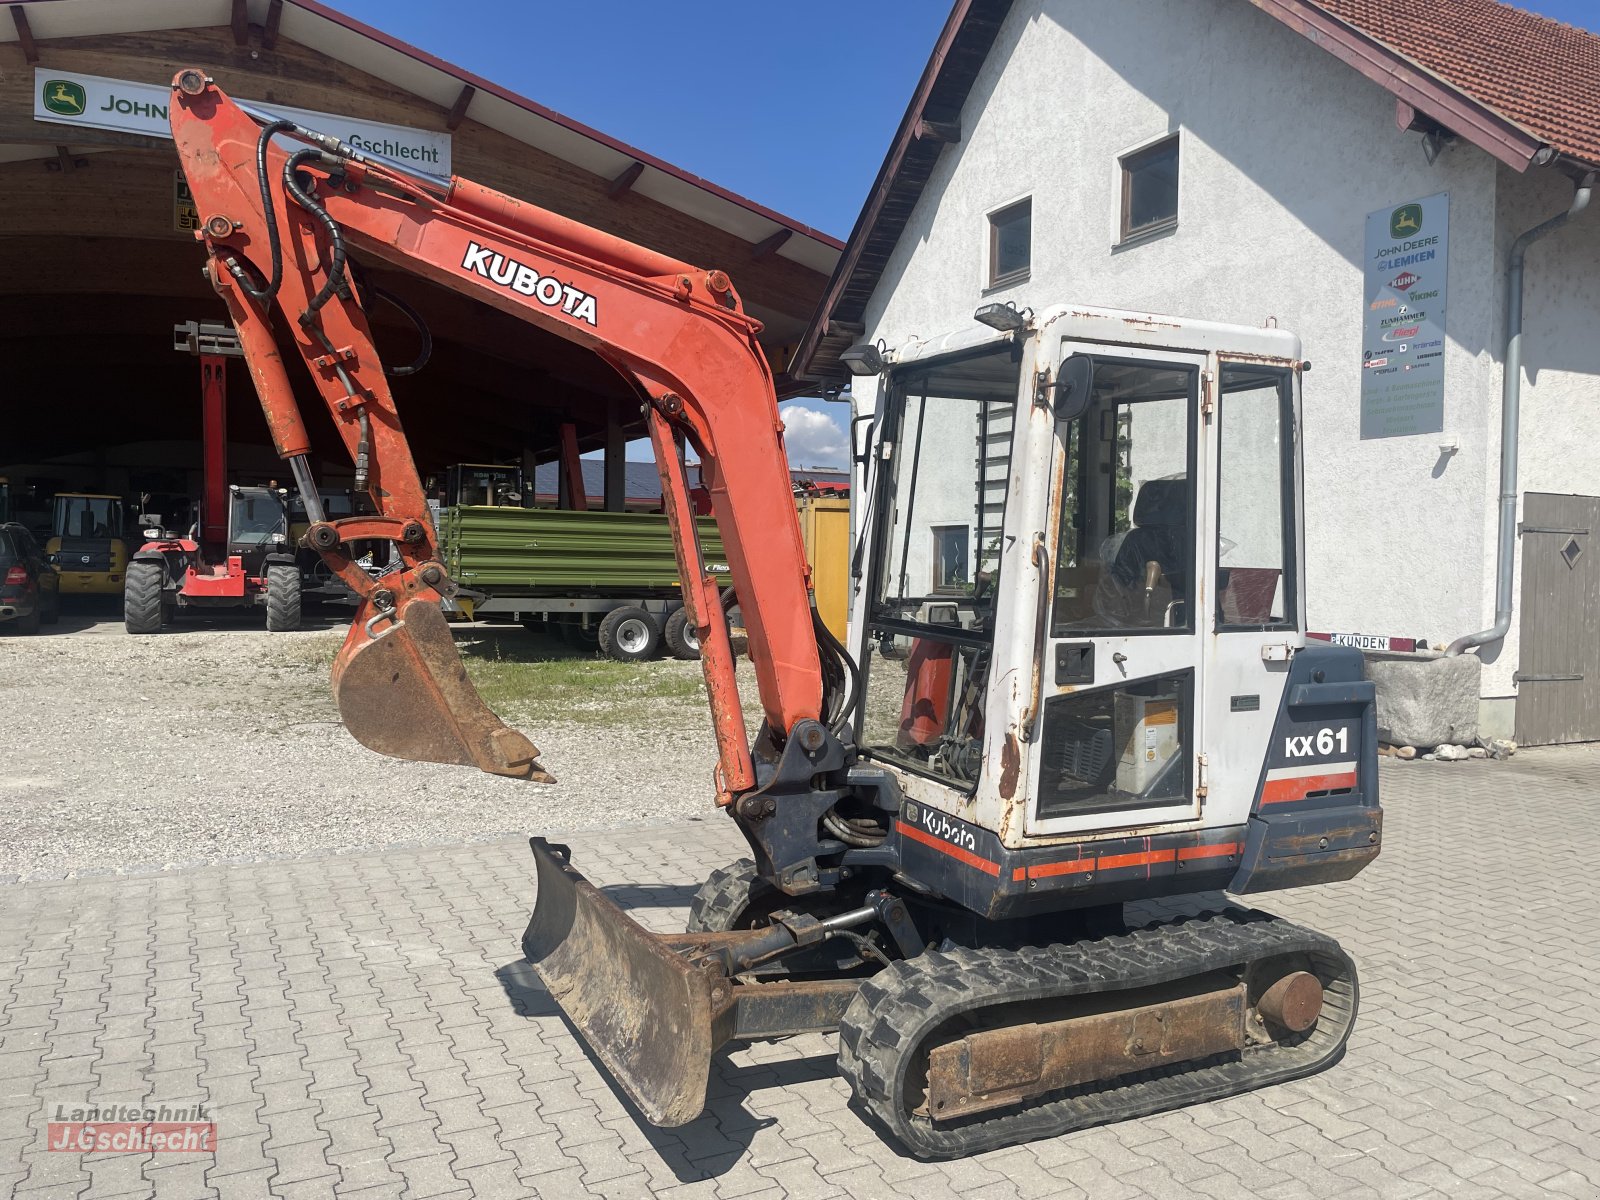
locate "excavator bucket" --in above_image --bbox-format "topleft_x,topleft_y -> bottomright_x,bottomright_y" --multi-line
332,593 -> 554,781
522,838 -> 726,1126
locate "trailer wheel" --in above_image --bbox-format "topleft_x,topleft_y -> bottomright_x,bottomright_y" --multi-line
597,606 -> 659,661
663,607 -> 701,661
124,560 -> 165,634
265,564 -> 302,632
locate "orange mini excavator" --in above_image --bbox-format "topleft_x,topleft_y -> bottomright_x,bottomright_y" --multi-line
169,72 -> 1380,1158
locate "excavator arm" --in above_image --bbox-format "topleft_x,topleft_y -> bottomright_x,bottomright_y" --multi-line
167,71 -> 834,799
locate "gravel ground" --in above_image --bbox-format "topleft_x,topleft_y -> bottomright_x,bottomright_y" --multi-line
0,599 -> 742,880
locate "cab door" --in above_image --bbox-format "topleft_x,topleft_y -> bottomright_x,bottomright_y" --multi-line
1024,344 -> 1212,837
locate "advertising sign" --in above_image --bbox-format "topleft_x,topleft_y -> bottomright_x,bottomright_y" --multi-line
1361,193 -> 1447,438
35,69 -> 450,174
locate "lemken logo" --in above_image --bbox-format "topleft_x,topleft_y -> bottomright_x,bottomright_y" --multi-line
1390,204 -> 1423,239
919,807 -> 977,852
43,79 -> 86,117
460,242 -> 598,326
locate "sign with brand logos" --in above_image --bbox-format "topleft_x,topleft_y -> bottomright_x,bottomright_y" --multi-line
34,68 -> 450,174
1361,192 -> 1448,438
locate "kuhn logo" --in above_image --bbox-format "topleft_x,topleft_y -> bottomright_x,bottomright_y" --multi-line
460,242 -> 598,326
1389,271 -> 1420,291
917,808 -> 977,852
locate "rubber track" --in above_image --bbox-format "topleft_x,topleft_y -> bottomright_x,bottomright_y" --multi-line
836,907 -> 1358,1159
685,858 -> 769,933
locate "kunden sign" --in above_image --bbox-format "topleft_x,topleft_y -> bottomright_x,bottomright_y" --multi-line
34,69 -> 452,174
1360,192 -> 1448,439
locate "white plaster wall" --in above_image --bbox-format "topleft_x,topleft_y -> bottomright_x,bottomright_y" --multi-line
851,0 -> 1527,682
1479,166 -> 1600,700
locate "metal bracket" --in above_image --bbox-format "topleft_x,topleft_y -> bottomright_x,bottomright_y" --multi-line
1514,672 -> 1583,684
173,319 -> 242,358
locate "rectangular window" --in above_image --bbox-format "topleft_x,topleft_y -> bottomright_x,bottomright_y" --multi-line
1217,366 -> 1295,628
931,525 -> 971,592
1120,136 -> 1179,243
988,198 -> 1031,286
861,344 -> 1020,790
1051,360 -> 1197,635
1036,671 -> 1192,819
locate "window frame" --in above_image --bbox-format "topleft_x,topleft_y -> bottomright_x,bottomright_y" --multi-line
1214,363 -> 1299,633
930,524 -> 972,594
1049,356 -> 1201,639
986,196 -> 1032,289
1118,134 -> 1180,245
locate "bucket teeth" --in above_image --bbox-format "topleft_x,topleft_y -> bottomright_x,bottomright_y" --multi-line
332,594 -> 554,781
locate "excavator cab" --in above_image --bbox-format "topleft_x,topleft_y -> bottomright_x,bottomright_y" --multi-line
856,312 -> 1321,851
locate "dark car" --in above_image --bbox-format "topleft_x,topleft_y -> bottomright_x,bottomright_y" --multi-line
0,522 -> 61,634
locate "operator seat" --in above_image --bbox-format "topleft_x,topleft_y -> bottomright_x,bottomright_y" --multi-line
1094,477 -> 1189,627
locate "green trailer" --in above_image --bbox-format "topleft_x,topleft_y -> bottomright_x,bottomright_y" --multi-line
441,505 -> 730,661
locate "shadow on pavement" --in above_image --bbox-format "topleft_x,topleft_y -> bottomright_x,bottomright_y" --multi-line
495,955 -> 841,1180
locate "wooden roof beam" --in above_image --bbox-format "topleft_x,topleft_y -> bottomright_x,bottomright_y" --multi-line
9,5 -> 38,64
607,160 -> 645,198
262,0 -> 283,50
445,83 -> 476,131
230,0 -> 249,46
915,118 -> 961,144
751,228 -> 792,261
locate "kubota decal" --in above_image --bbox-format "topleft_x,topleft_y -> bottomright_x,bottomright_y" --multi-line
460,241 -> 598,326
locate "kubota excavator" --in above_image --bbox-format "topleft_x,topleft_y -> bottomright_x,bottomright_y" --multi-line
168,72 -> 1381,1158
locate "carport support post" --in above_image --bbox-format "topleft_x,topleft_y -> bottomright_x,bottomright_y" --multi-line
604,400 -> 626,512
201,356 -> 228,554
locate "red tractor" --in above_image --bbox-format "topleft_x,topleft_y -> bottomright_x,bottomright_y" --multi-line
123,322 -> 302,634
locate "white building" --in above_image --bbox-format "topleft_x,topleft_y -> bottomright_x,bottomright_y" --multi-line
797,0 -> 1600,745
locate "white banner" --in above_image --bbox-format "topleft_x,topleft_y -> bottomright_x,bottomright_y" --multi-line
34,68 -> 451,174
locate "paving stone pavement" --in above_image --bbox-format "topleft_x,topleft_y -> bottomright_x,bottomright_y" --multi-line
2,747 -> 1598,1199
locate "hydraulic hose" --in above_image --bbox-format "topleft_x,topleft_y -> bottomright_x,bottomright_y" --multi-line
282,149 -> 349,323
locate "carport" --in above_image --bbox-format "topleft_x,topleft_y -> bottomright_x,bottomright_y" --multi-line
0,0 -> 839,523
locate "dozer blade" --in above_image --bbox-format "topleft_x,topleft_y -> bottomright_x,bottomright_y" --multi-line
332,594 -> 554,781
522,838 -> 726,1126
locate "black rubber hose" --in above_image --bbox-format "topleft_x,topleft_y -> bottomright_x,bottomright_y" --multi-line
282,149 -> 348,324
346,259 -> 433,378
813,604 -> 862,735
234,119 -> 297,304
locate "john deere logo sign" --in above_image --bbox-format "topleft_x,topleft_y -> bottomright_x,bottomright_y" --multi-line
1389,203 -> 1423,239
42,79 -> 86,117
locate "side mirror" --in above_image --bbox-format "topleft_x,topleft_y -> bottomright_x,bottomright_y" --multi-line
1054,355 -> 1094,420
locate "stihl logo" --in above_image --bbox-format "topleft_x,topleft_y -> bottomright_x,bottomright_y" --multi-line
919,808 -> 977,852
460,242 -> 598,326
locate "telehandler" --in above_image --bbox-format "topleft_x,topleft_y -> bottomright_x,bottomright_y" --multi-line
168,73 -> 1379,1158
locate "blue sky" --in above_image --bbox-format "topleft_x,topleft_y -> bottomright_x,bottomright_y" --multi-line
330,0 -> 1596,465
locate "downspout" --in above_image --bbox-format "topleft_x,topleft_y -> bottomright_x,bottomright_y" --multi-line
1446,170 -> 1595,657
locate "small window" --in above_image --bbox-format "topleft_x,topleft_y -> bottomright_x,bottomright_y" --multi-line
1216,366 -> 1295,628
1120,136 -> 1179,243
988,198 -> 1031,286
931,525 -> 971,592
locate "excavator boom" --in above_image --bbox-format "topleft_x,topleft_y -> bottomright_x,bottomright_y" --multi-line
167,71 -> 828,796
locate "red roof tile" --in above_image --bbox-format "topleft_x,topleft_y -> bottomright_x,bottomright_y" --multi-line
1309,0 -> 1600,166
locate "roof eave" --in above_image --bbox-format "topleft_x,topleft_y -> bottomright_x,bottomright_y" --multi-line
1248,0 -> 1550,174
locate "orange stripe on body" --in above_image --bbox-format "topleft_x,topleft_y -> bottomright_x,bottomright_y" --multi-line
1262,771 -> 1357,804
894,820 -> 1000,876
1177,841 -> 1241,861
1096,849 -> 1177,872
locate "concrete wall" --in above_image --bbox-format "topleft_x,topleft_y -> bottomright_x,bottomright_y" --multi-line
848,0 -> 1600,712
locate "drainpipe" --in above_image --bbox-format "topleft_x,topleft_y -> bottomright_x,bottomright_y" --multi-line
1446,170 -> 1595,657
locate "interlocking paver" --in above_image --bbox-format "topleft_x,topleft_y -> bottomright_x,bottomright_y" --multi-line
4,746 -> 1600,1197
